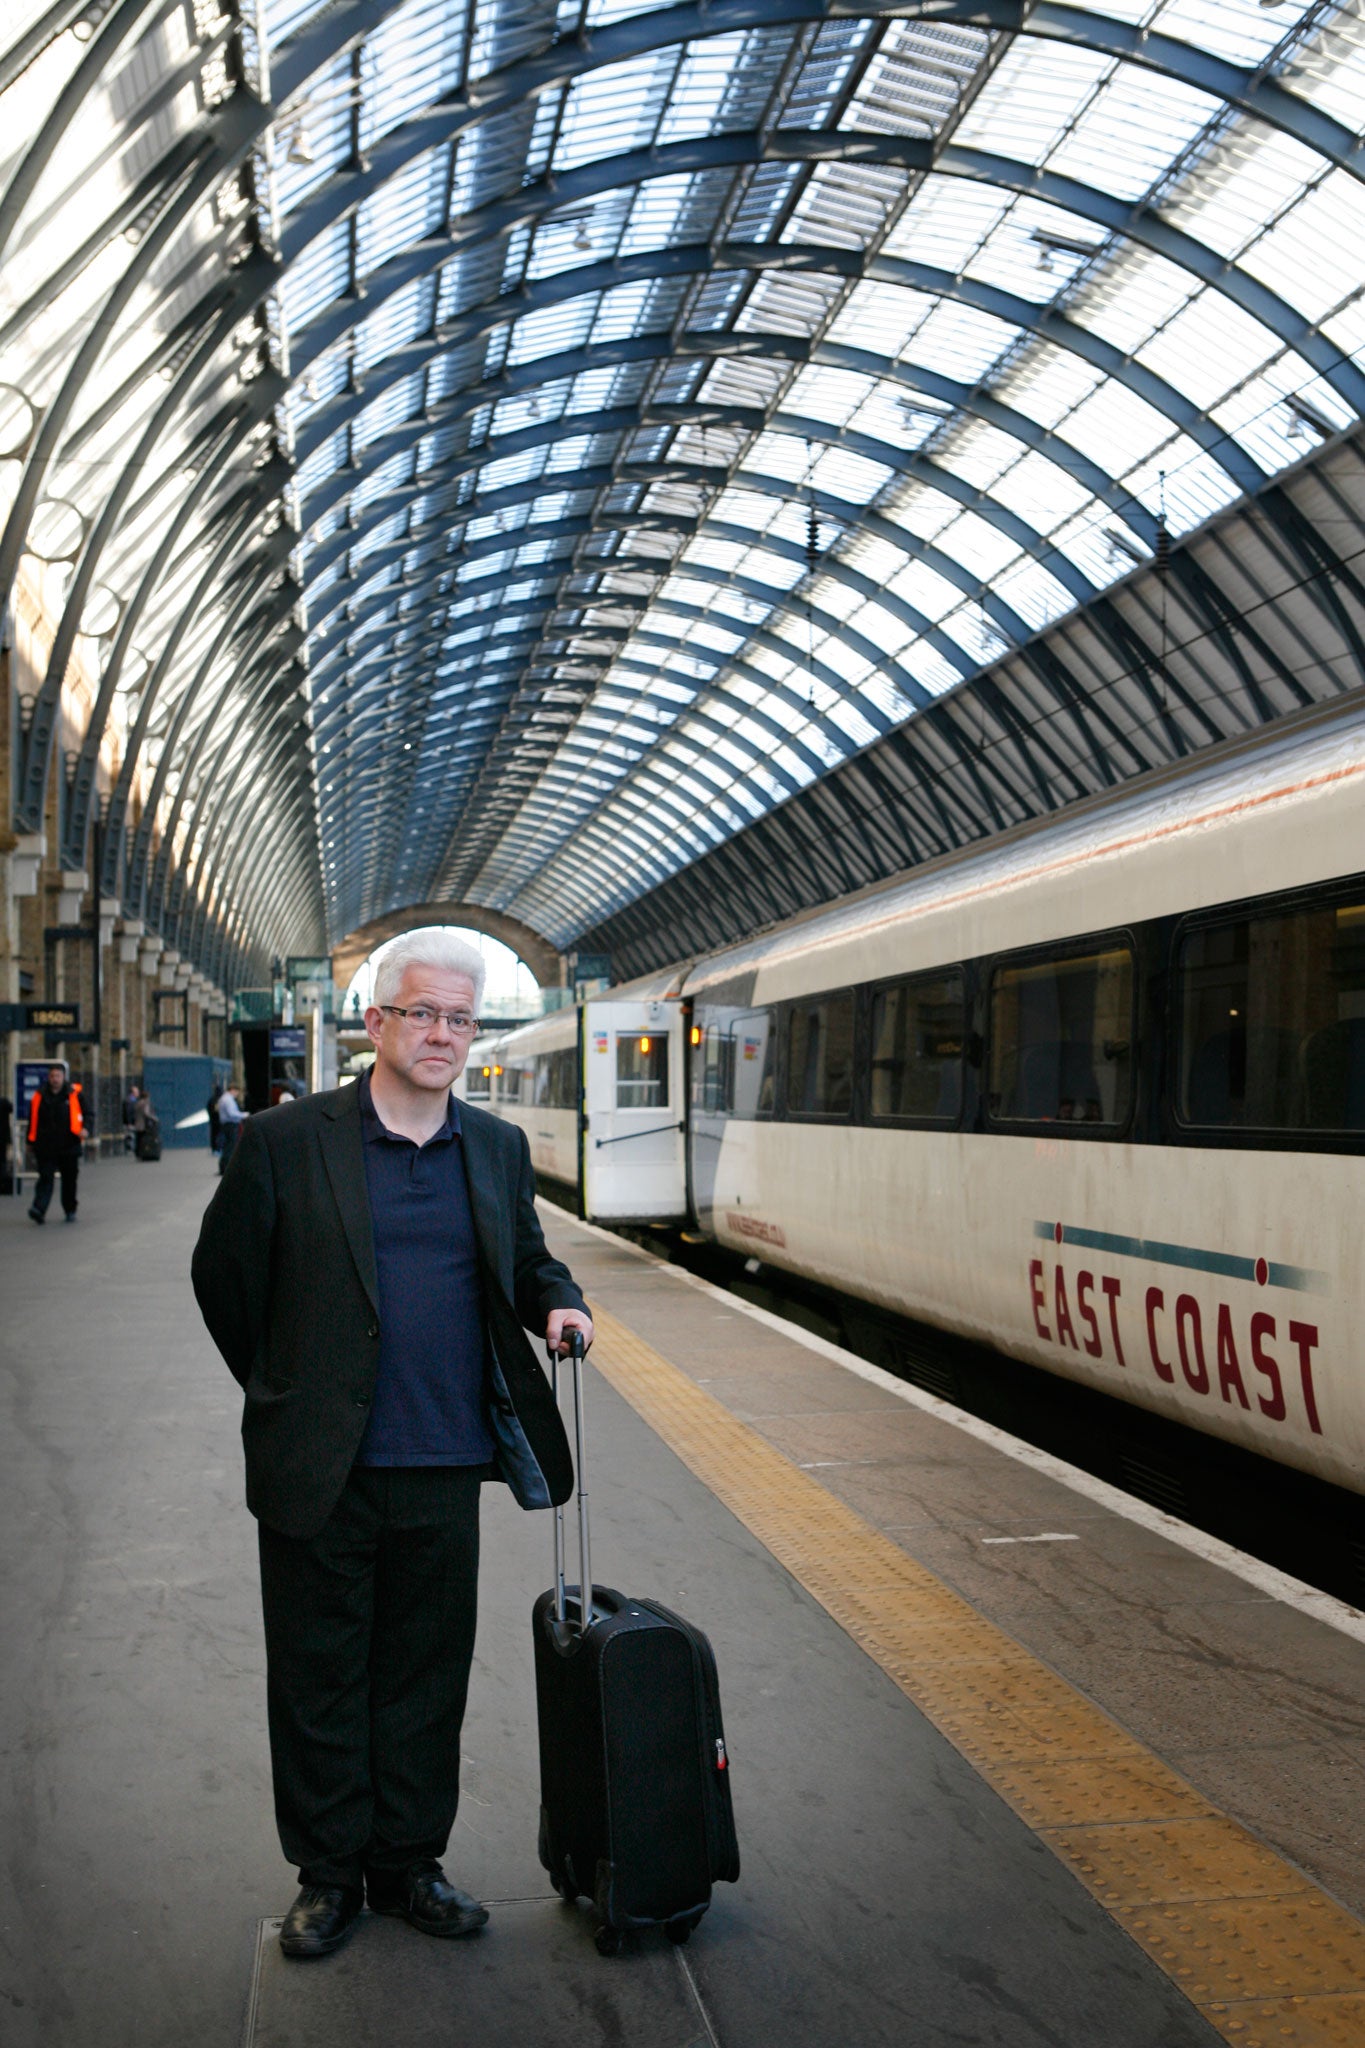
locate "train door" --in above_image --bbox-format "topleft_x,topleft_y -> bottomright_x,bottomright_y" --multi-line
581,999 -> 686,1222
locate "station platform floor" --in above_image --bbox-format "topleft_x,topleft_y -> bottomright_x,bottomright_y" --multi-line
2,1146 -> 1365,2048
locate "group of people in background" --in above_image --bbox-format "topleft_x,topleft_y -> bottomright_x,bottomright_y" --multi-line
3,1063 -> 308,1213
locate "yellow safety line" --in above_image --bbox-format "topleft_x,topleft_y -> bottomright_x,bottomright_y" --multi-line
587,1301 -> 1365,2048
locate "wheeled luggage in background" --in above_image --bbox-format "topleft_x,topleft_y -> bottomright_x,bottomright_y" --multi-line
135,1116 -> 161,1161
533,1330 -> 739,1955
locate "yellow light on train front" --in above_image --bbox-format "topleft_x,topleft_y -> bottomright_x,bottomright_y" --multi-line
493,1064 -> 503,1076
639,1036 -> 651,1054
481,1066 -> 491,1077
690,1025 -> 701,1046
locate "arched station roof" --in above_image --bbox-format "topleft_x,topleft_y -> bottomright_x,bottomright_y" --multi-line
3,0 -> 1365,984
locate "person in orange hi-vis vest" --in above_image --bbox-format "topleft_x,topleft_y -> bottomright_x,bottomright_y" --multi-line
27,1063 -> 84,1224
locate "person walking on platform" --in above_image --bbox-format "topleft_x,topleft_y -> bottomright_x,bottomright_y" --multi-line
215,1080 -> 245,1174
192,931 -> 593,1962
206,1078 -> 223,1155
27,1063 -> 83,1224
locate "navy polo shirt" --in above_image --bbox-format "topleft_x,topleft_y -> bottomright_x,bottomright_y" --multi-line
355,1070 -> 495,1468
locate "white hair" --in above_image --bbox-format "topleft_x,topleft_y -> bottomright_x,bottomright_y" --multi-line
372,927 -> 487,1013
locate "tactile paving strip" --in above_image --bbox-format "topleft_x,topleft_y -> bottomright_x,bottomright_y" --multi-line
587,1302 -> 1365,2048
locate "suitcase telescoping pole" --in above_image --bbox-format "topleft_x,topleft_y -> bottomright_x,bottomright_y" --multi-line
550,1328 -> 593,1631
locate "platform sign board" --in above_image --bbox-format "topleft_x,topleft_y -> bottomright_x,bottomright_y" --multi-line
0,1002 -> 80,1033
269,1028 -> 307,1058
26,1001 -> 80,1033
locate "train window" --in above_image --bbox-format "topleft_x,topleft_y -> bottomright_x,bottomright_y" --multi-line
1178,896 -> 1365,1131
869,972 -> 965,1122
529,1049 -> 576,1110
465,1062 -> 492,1102
694,1023 -> 735,1114
734,1009 -> 775,1117
616,1033 -> 669,1109
503,1063 -> 535,1105
786,993 -> 855,1117
988,944 -> 1134,1127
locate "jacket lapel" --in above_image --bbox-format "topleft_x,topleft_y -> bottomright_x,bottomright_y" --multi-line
318,1086 -> 379,1314
459,1106 -> 510,1298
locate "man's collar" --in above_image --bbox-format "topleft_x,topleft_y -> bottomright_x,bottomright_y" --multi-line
358,1064 -> 461,1144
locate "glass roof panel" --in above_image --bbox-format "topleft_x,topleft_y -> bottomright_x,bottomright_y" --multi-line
9,0 -> 1365,974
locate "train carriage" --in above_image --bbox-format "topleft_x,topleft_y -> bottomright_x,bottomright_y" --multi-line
479,701 -> 1365,1496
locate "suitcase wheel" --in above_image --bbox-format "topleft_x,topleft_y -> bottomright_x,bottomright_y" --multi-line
595,1925 -> 625,1958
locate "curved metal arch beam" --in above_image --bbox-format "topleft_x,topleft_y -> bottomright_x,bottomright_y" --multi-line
301,473 -> 1032,701
181,735 -> 318,963
287,136 -> 1364,435
106,513 -> 295,901
301,510 -> 701,641
144,610 -> 308,924
125,577 -> 301,924
301,375 -> 1098,618
50,347 -> 290,853
0,0 -> 183,264
294,250 -> 1157,544
160,661 -> 314,940
447,569 -> 1096,911
0,0 -> 1329,846
274,0 -> 1365,283
59,411 -> 270,865
293,316 -> 1251,592
0,92 -> 270,742
192,780 -> 319,979
101,500 -> 287,899
328,630 -> 827,823
299,498 -> 945,727
300,519 -> 962,804
320,393 -> 1098,615
372,588 -> 904,785
290,206 -> 1259,505
202,779 -> 318,981
173,725 -> 311,951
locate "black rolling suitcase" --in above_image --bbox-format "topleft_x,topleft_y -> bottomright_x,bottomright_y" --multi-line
533,1331 -> 739,1955
135,1117 -> 161,1161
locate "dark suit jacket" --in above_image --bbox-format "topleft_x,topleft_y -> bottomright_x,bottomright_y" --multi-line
191,1081 -> 584,1538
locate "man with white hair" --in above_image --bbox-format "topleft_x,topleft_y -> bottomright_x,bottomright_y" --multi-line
192,928 -> 593,1960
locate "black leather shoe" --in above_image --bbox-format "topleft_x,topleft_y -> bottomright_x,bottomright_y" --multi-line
367,1861 -> 489,1938
279,1884 -> 364,1959
27,1207 -> 43,1224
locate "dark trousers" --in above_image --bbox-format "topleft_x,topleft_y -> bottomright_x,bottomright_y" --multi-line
257,1466 -> 482,1891
32,1154 -> 78,1217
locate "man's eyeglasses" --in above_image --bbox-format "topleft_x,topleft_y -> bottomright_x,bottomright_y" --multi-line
380,1004 -> 480,1036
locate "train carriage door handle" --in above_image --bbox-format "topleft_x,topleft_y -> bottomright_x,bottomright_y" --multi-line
594,1120 -> 685,1148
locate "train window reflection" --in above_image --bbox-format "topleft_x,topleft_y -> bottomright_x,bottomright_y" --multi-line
989,946 -> 1133,1127
870,972 -> 964,1122
693,1010 -> 774,1117
786,993 -> 855,1117
735,1010 -> 775,1117
617,1033 -> 669,1109
529,1048 -> 576,1110
1178,899 -> 1365,1130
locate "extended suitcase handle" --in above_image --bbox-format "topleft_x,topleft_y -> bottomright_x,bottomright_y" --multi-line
549,1327 -> 593,1632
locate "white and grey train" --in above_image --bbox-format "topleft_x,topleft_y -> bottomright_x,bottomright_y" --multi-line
461,703 -> 1365,1499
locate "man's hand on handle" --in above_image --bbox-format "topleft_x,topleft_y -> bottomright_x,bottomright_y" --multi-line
546,1307 -> 594,1357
